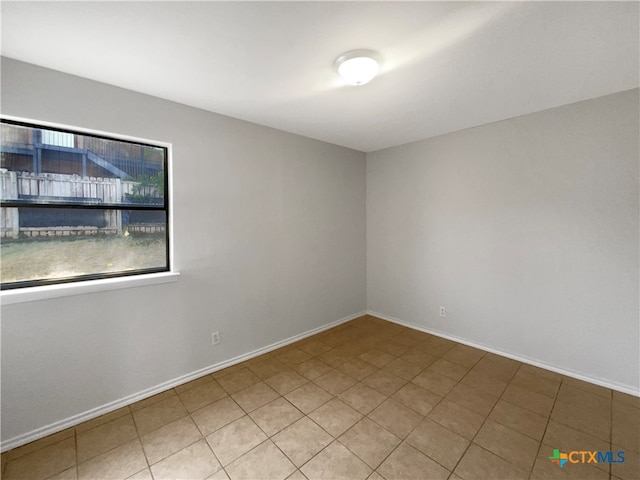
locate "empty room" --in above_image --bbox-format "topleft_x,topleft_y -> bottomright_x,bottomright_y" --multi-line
0,2 -> 638,480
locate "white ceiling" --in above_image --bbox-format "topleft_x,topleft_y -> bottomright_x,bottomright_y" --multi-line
1,1 -> 638,152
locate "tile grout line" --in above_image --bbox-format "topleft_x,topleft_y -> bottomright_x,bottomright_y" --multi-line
445,361 -> 522,479
370,339 -> 486,477
525,372 -> 562,480
609,388 -> 613,480
349,341 -> 465,478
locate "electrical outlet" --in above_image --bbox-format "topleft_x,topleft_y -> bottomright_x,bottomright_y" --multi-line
439,306 -> 446,317
211,331 -> 221,345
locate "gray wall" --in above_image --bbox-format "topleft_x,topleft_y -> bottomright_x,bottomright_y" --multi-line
0,58 -> 367,443
367,88 -> 640,392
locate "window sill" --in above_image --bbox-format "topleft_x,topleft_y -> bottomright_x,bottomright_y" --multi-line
0,271 -> 180,305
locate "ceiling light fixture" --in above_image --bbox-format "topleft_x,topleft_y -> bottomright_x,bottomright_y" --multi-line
334,50 -> 381,86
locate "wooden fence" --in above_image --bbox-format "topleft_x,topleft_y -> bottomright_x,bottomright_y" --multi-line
0,169 -> 164,239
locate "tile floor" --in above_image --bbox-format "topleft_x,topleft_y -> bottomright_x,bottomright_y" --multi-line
2,315 -> 639,480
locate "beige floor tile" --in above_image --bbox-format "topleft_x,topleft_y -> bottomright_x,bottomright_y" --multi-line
320,332 -> 350,347
178,380 -> 227,413
427,359 -> 470,382
491,399 -> 548,441
543,421 -> 610,472
317,349 -> 353,369
272,417 -> 333,467
406,418 -> 469,471
285,382 -> 333,414
613,391 -> 640,409
454,444 -> 528,480
265,371 -> 308,395
174,375 -> 216,394
226,440 -> 296,480
308,398 -> 362,437
211,363 -> 248,380
130,390 -> 177,412
378,442 -> 449,480
556,384 -> 611,412
132,395 -> 188,435
339,418 -> 401,468
411,370 -> 457,396
49,467 -> 78,480
611,445 -> 638,480
207,468 -> 231,480
126,468 -> 153,480
339,383 -> 387,415
358,349 -> 395,368
484,353 -> 521,368
77,414 -> 138,463
362,370 -> 406,396
231,381 -> 280,413
613,401 -> 639,453
381,358 -> 423,381
562,377 -> 612,399
216,368 -> 261,395
471,356 -> 520,383
248,358 -> 291,380
8,317 -> 627,480
276,348 -> 313,366
460,370 -> 508,397
392,383 -> 441,416
151,440 -> 221,480
76,407 -> 131,434
301,442 -> 372,480
298,339 -> 333,356
428,399 -> 485,440
192,397 -> 245,436
141,416 -> 202,465
390,333 -> 422,348
474,419 -> 540,471
313,370 -> 356,395
400,348 -> 438,369
368,398 -> 423,439
551,399 -> 611,442
295,359 -> 333,380
77,439 -> 147,480
205,416 -> 267,466
374,339 -> 411,357
510,369 -> 560,398
501,383 -> 555,417
249,397 -> 304,436
613,398 -> 640,422
442,344 -> 485,368
530,444 -> 609,480
337,358 -> 378,381
285,470 -> 307,480
5,428 -> 75,462
4,437 -> 76,480
445,382 -> 498,417
414,339 -> 454,357
518,363 -> 563,382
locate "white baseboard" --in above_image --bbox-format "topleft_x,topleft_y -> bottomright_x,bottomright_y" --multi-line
0,310 -> 366,453
367,309 -> 640,398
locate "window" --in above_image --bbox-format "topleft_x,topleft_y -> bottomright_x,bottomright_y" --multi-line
0,118 -> 170,290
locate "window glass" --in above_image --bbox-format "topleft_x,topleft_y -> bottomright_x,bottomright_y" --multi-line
0,119 -> 170,289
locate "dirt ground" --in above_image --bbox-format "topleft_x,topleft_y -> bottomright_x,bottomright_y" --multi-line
1,234 -> 166,284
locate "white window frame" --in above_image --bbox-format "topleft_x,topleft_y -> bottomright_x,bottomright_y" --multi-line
0,115 -> 178,304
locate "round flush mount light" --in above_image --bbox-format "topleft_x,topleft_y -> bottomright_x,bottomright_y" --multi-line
334,49 -> 381,86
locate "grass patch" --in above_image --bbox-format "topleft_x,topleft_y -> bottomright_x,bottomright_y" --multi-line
1,234 -> 166,284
